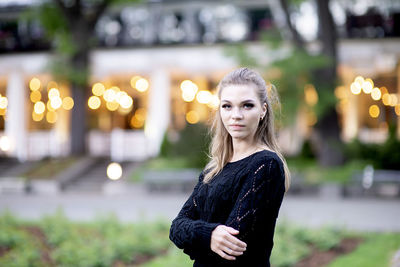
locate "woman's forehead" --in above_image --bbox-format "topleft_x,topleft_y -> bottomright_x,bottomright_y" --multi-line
220,84 -> 258,101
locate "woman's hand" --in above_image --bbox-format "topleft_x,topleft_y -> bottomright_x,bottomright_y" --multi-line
210,225 -> 247,260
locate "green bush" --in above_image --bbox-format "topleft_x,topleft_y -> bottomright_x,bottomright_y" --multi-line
160,123 -> 211,168
34,211 -> 171,266
345,124 -> 400,170
0,213 -> 42,267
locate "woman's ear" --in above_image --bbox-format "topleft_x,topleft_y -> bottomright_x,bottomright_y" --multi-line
262,103 -> 267,117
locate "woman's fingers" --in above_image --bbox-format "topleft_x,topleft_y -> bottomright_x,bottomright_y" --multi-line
217,250 -> 236,261
222,245 -> 244,256
221,240 -> 246,253
224,232 -> 247,249
211,225 -> 247,260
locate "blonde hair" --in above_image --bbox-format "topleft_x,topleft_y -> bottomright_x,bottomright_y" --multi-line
204,67 -> 290,191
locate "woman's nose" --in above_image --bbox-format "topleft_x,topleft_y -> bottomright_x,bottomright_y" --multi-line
231,108 -> 243,119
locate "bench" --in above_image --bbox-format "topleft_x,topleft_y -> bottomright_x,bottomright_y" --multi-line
343,165 -> 400,198
143,169 -> 199,192
0,177 -> 26,194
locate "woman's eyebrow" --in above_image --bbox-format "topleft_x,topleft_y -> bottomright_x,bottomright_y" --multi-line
221,99 -> 256,103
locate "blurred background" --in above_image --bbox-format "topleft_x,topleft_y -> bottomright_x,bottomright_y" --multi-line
0,0 -> 399,266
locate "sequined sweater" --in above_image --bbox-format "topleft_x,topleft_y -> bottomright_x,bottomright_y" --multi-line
169,150 -> 286,267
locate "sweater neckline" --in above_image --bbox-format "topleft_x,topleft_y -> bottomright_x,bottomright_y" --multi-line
226,149 -> 272,165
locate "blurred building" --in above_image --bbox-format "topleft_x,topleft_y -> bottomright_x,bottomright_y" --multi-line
0,0 -> 399,161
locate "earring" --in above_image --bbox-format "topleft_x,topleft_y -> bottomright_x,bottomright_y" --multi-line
260,116 -> 264,121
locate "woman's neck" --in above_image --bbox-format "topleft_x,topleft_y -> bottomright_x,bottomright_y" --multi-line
230,139 -> 261,162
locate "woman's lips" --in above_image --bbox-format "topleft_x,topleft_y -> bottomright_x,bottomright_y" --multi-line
230,124 -> 245,130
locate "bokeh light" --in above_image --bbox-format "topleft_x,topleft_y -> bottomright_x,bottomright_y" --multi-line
186,110 -> 199,124
0,97 -> 8,109
107,162 -> 123,180
304,84 -> 318,106
29,78 -> 41,91
34,101 -> 45,114
30,91 -> 41,102
369,105 -> 380,118
350,83 -> 361,95
62,97 -> 74,110
48,88 -> 60,99
103,89 -> 116,102
106,101 -> 119,111
371,87 -> 381,101
135,78 -> 149,92
354,76 -> 364,86
32,111 -> 44,122
88,96 -> 101,110
362,78 -> 373,94
92,83 -> 106,96
50,97 -> 62,110
47,101 -> 55,112
0,136 -> 11,151
196,90 -> 212,104
382,94 -> 390,106
395,105 -> 400,116
46,111 -> 58,123
389,94 -> 398,106
119,95 -> 133,109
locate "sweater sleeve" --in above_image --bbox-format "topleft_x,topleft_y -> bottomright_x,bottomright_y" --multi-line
169,173 -> 220,257
225,158 -> 285,242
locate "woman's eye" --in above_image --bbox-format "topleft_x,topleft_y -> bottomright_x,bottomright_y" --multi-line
221,104 -> 231,109
243,103 -> 254,109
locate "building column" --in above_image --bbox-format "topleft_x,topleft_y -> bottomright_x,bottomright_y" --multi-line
145,68 -> 171,157
5,71 -> 27,162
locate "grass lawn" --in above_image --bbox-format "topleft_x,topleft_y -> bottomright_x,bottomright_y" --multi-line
23,157 -> 78,180
327,232 -> 400,267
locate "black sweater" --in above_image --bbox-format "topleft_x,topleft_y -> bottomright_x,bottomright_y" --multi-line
169,150 -> 286,267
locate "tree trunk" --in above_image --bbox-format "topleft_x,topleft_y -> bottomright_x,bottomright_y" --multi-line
52,0 -> 109,155
311,0 -> 344,166
69,19 -> 90,155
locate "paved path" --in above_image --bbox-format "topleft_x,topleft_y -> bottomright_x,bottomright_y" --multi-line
0,183 -> 399,231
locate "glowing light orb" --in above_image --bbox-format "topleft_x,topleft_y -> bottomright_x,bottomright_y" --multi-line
135,78 -> 149,92
106,101 -> 119,111
88,96 -> 101,110
103,89 -> 116,102
350,83 -> 361,95
186,110 -> 200,124
196,90 -> 212,104
34,101 -> 46,114
30,91 -> 41,102
92,83 -> 105,96
371,87 -> 381,101
0,136 -> 11,151
107,162 -> 123,180
32,111 -> 44,122
0,97 -> 8,109
62,97 -> 74,110
48,88 -> 60,99
369,105 -> 380,118
50,96 -> 62,110
29,78 -> 41,91
119,95 -> 133,109
46,111 -> 58,123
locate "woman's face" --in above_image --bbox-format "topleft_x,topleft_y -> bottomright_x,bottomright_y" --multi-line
219,84 -> 266,142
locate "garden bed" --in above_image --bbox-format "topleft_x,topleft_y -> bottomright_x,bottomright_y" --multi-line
1,212 -> 399,267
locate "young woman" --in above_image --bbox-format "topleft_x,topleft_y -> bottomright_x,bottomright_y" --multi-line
169,67 -> 290,267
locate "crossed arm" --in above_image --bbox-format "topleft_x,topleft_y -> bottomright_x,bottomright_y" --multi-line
169,158 -> 285,261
